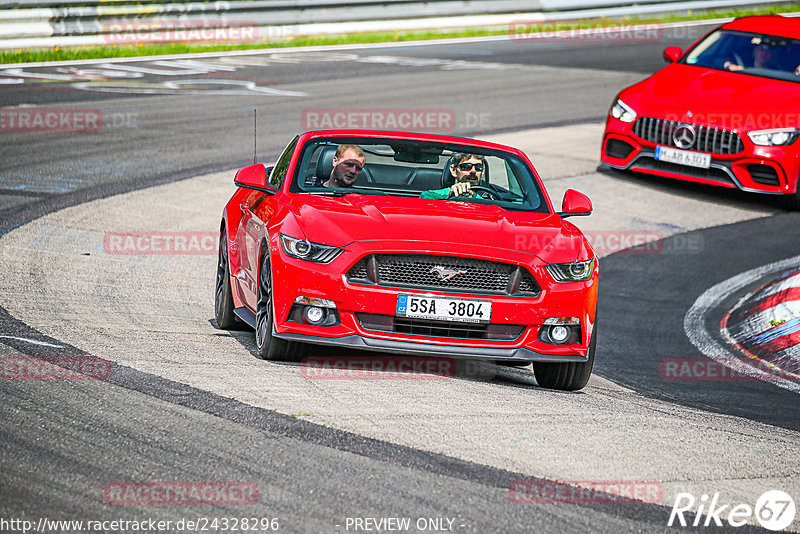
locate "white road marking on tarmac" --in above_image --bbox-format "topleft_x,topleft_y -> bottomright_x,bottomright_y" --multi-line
71,79 -> 307,96
96,60 -> 232,76
0,335 -> 65,348
684,254 -> 800,394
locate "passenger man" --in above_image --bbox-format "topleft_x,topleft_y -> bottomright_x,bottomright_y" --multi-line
323,144 -> 365,188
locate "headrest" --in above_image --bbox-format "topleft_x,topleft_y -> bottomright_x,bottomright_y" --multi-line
315,146 -> 337,185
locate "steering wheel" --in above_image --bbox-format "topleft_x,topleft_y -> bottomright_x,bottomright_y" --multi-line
453,185 -> 502,201
733,51 -> 744,67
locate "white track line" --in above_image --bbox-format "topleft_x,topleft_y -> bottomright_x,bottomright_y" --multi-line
0,335 -> 65,348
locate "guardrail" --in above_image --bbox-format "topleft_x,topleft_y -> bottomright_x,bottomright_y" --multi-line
0,0 -> 795,50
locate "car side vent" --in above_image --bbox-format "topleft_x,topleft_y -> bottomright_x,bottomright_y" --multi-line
747,164 -> 780,186
605,138 -> 635,159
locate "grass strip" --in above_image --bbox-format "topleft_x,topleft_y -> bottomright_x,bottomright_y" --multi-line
2,2 -> 799,64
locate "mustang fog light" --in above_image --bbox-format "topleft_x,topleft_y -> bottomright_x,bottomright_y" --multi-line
538,317 -> 581,345
303,306 -> 326,324
550,325 -> 570,343
289,296 -> 340,327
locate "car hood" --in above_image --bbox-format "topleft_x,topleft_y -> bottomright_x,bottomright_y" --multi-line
621,63 -> 800,130
283,194 -> 590,264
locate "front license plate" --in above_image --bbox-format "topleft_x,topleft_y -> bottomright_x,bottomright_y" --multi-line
396,295 -> 491,324
655,146 -> 712,169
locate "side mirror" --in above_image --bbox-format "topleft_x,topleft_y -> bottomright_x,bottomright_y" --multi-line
558,189 -> 592,218
663,46 -> 682,63
234,164 -> 278,194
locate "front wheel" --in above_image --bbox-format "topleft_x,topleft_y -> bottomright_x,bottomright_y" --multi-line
532,325 -> 597,391
214,230 -> 236,329
255,247 -> 309,362
783,189 -> 800,211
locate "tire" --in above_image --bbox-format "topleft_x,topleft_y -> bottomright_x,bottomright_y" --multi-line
532,324 -> 597,391
255,246 -> 309,362
782,189 -> 800,211
214,230 -> 237,329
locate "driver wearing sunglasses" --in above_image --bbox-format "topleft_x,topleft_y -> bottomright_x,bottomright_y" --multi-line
420,153 -> 485,199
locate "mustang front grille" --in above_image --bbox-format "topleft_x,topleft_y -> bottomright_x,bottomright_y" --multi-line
347,254 -> 540,296
632,117 -> 744,155
355,313 -> 525,340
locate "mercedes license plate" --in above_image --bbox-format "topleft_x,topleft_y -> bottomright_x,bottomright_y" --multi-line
655,146 -> 712,169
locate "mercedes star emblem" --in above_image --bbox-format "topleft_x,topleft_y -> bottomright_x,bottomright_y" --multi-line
673,124 -> 696,149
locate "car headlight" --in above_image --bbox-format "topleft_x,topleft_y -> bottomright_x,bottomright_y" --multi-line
747,128 -> 799,146
610,99 -> 637,123
546,259 -> 594,283
280,234 -> 342,263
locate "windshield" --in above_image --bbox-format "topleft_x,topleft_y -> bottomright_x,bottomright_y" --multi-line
683,29 -> 800,83
290,137 -> 548,212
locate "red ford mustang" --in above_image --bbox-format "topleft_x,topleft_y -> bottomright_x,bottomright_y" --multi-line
216,130 -> 598,390
601,15 -> 800,208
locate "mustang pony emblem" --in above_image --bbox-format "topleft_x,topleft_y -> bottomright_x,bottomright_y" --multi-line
431,266 -> 467,281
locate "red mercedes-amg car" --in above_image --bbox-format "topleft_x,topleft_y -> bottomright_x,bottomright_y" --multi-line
216,130 -> 598,390
601,15 -> 800,208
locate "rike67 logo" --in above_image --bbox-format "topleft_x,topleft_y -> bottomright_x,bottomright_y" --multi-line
669,490 -> 795,531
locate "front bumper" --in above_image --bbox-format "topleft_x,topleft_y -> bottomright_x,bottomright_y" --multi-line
601,117 -> 800,195
274,332 -> 589,362
269,239 -> 598,361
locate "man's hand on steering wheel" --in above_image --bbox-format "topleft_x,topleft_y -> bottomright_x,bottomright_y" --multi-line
447,182 -> 473,198
464,185 -> 501,200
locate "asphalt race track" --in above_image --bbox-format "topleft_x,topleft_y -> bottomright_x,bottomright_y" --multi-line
1,20 -> 799,533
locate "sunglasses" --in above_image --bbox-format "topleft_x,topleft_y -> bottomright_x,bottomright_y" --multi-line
457,163 -> 484,172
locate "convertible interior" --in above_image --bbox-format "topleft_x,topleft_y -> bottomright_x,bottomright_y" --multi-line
295,139 -> 546,211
